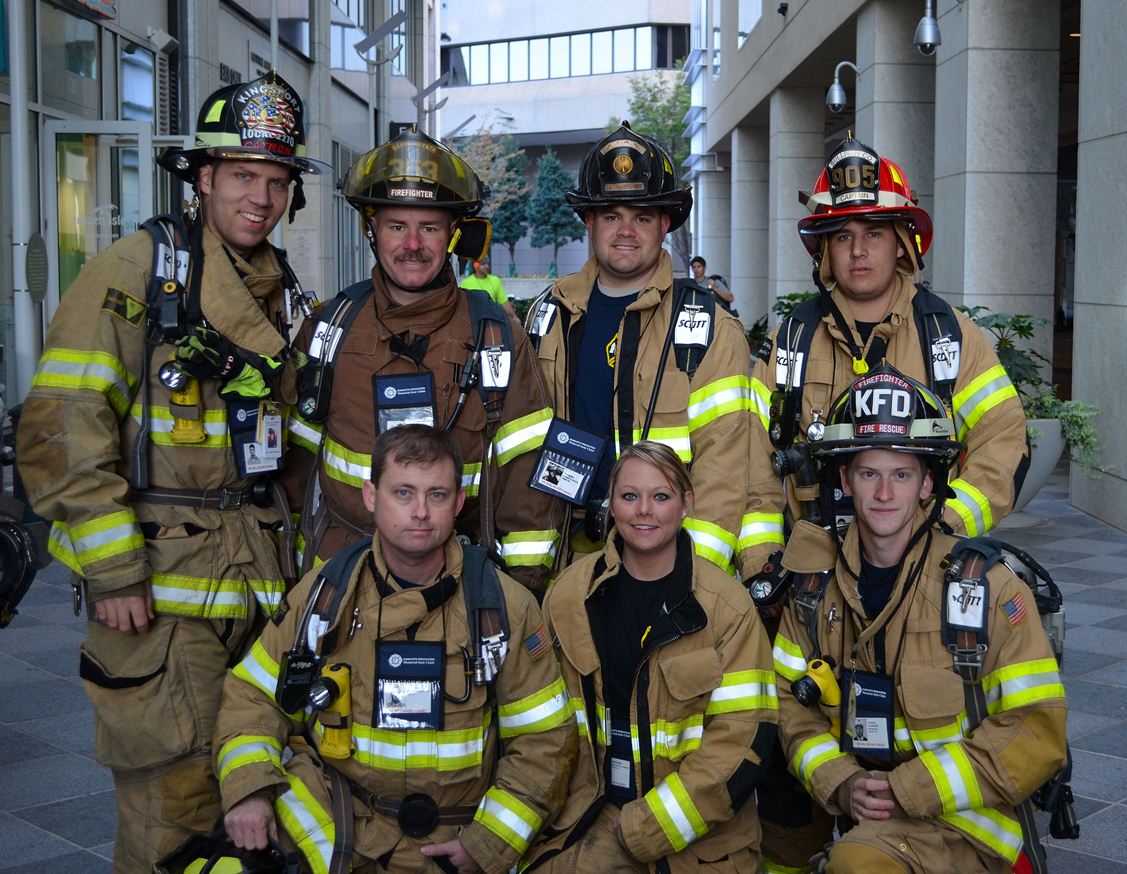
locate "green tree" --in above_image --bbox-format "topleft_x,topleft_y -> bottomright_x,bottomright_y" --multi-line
608,67 -> 692,269
450,130 -> 530,216
528,148 -> 585,277
489,141 -> 531,275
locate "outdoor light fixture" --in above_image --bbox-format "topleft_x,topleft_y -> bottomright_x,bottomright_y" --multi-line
914,0 -> 941,56
826,60 -> 858,114
146,26 -> 178,54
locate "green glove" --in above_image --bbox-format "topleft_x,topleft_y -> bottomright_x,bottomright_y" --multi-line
174,325 -> 282,399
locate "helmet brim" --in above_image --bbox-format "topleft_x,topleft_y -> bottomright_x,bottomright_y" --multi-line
158,145 -> 331,184
797,204 -> 932,257
567,189 -> 692,232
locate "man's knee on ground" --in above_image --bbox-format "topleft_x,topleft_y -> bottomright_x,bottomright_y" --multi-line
824,841 -> 907,874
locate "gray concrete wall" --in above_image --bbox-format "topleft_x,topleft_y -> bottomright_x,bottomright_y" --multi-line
931,0 -> 1059,368
730,125 -> 770,324
695,168 -> 733,297
1071,0 -> 1127,529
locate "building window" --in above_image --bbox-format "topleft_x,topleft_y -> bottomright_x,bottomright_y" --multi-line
440,24 -> 689,86
389,0 -> 407,76
224,0 -> 311,58
41,3 -> 100,118
120,41 -> 155,124
330,0 -> 367,73
334,141 -> 370,289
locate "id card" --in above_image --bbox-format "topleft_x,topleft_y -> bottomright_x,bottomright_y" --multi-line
373,373 -> 436,435
608,715 -> 636,799
376,640 -> 444,730
256,400 -> 284,460
227,397 -> 282,478
529,419 -> 607,506
840,669 -> 894,761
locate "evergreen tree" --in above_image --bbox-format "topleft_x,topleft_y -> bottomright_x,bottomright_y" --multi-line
490,141 -> 531,276
527,148 -> 585,277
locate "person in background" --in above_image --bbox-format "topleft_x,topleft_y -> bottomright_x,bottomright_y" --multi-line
690,255 -> 738,316
462,255 -> 517,320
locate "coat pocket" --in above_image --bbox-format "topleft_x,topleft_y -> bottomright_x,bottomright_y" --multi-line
660,648 -> 722,703
898,664 -> 967,751
79,618 -> 197,770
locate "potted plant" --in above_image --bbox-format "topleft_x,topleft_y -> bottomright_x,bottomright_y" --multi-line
959,306 -> 1099,511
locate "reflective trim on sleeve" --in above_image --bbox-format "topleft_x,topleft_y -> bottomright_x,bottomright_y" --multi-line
750,377 -> 773,431
47,523 -> 83,574
919,743 -> 983,814
493,407 -> 553,466
706,669 -> 778,714
474,786 -> 543,855
792,733 -> 850,792
232,639 -> 283,700
287,413 -> 325,454
683,517 -> 736,573
947,477 -> 991,537
275,772 -> 335,874
53,511 -> 144,571
651,716 -> 704,761
216,735 -> 283,783
738,512 -> 785,552
497,677 -> 571,737
462,461 -> 482,497
499,529 -> 560,569
150,572 -> 282,620
687,374 -> 751,431
773,635 -> 807,683
321,436 -> 371,489
939,807 -> 1024,864
908,713 -> 969,753
32,348 -> 137,417
644,772 -> 708,852
894,717 -> 914,754
982,657 -> 1065,715
952,365 -> 1017,440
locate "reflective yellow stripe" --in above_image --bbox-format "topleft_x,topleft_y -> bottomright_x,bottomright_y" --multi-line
939,807 -> 1024,863
920,743 -> 983,813
651,715 -> 704,760
493,407 -> 553,466
47,524 -> 83,573
750,377 -> 772,431
763,861 -> 813,874
321,436 -> 370,488
499,529 -> 559,569
982,657 -> 1065,714
908,713 -> 969,751
498,677 -> 571,737
683,517 -> 736,572
706,669 -> 778,714
349,718 -> 488,772
947,477 -> 991,536
621,427 -> 693,462
476,786 -> 543,854
645,772 -> 707,852
57,511 -> 144,569
687,374 -> 751,431
151,572 -> 283,620
288,413 -> 324,454
32,348 -> 137,416
276,772 -> 335,874
462,461 -> 482,497
952,365 -> 1017,440
773,635 -> 806,682
132,404 -> 231,447
894,717 -> 914,753
738,512 -> 784,551
217,735 -> 283,783
793,733 -> 849,792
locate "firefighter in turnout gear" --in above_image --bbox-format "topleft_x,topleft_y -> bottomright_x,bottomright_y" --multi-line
16,72 -> 327,871
747,138 -> 1030,874
285,127 -> 564,594
526,122 -> 752,577
525,442 -> 778,873
772,365 -> 1067,873
217,426 -> 576,873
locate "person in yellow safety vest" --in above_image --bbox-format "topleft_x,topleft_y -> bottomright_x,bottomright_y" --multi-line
747,137 -> 1029,874
462,255 -> 517,320
16,71 -> 328,872
526,122 -> 752,577
772,364 -> 1066,873
217,425 -> 576,873
524,440 -> 778,873
283,127 -> 565,595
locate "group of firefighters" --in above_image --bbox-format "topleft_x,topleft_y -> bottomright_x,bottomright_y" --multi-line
15,71 -> 1067,874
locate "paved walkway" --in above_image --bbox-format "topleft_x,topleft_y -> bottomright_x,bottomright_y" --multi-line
1,462 -> 1125,872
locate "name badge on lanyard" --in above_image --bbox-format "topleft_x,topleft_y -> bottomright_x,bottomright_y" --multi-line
227,397 -> 284,478
529,418 -> 607,506
373,373 -> 437,434
376,640 -> 445,730
840,669 -> 894,761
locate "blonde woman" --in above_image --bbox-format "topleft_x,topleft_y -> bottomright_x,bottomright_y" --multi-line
526,441 -> 778,873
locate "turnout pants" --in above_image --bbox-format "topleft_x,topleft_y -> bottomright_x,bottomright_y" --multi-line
825,818 -> 1009,874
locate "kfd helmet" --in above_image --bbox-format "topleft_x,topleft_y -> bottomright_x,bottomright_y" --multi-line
341,127 -> 487,217
813,362 -> 962,462
797,136 -> 932,273
567,122 -> 692,231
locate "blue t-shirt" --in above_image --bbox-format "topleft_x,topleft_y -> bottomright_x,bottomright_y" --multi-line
573,286 -> 638,503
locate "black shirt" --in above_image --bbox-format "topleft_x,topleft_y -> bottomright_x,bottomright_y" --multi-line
859,556 -> 898,619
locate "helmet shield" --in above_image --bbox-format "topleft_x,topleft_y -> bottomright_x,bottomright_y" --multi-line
567,122 -> 692,231
813,363 -> 962,461
342,128 -> 485,216
159,71 -> 329,183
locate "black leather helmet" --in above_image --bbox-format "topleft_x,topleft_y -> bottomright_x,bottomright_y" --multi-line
341,127 -> 487,217
567,122 -> 692,231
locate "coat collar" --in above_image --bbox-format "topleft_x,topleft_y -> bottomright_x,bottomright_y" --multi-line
198,226 -> 287,357
368,264 -> 461,338
550,250 -> 674,316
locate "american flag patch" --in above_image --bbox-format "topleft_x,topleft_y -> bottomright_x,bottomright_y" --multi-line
523,623 -> 552,660
1001,593 -> 1027,627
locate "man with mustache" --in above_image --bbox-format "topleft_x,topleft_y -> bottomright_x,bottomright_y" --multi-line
284,128 -> 564,594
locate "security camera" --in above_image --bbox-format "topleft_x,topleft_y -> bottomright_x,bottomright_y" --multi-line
146,26 -> 179,54
914,13 -> 941,56
825,81 -> 847,114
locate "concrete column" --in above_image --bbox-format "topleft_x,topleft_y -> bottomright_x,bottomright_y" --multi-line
730,124 -> 769,324
932,0 -> 1059,366
854,0 -> 936,286
768,88 -> 824,311
694,164 -> 732,284
1071,0 -> 1127,526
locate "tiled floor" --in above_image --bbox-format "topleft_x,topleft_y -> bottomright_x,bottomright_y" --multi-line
1,462 -> 1124,872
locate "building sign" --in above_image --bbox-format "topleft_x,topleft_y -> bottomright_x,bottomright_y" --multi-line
220,63 -> 243,85
66,0 -> 117,18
